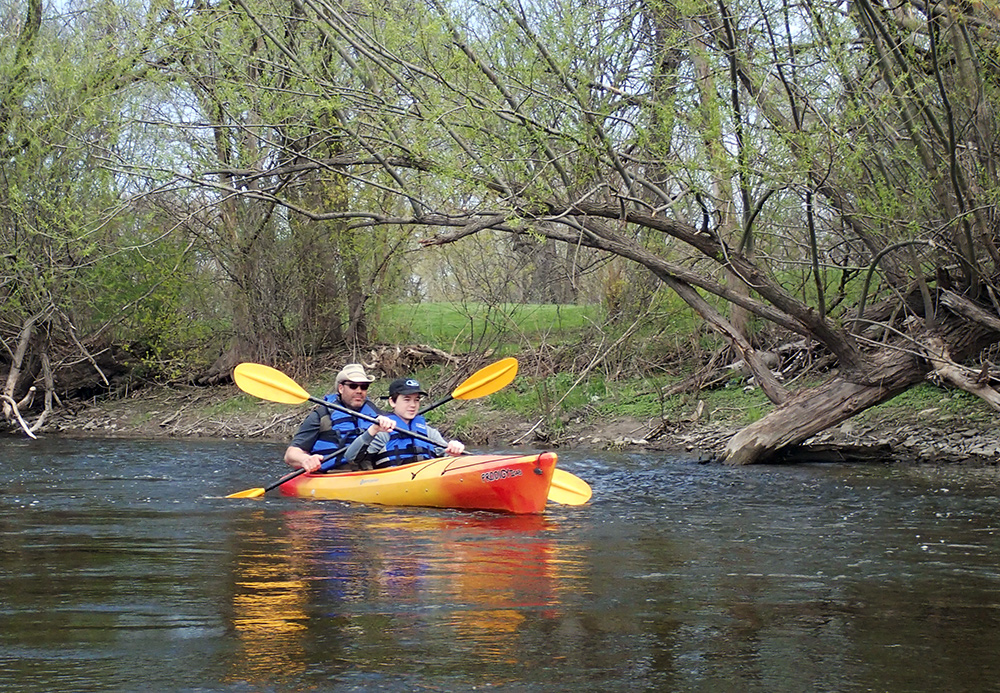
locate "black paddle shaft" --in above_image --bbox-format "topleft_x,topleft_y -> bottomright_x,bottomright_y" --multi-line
318,398 -> 446,449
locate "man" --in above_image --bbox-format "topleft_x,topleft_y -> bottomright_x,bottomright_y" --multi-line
284,363 -> 395,472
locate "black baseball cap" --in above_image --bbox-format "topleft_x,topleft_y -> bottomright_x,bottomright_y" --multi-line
388,378 -> 428,398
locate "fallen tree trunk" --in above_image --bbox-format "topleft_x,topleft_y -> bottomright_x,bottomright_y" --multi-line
725,305 -> 1000,464
723,348 -> 926,464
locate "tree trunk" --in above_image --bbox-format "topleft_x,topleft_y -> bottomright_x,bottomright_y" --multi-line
724,348 -> 926,464
725,309 -> 1000,464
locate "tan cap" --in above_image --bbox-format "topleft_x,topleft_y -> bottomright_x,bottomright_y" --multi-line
335,363 -> 375,385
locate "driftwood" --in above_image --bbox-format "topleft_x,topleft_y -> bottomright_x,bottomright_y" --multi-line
723,347 -> 926,464
1,392 -> 38,439
2,312 -> 126,434
663,349 -> 782,397
924,336 -> 1000,410
365,344 -> 458,378
2,314 -> 39,420
721,297 -> 1000,465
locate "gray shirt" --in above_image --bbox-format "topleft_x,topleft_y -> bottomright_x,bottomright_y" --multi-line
344,423 -> 450,464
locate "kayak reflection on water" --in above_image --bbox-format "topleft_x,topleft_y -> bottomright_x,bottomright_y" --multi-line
227,505 -> 585,683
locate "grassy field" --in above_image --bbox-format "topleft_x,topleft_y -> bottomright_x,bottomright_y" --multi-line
375,302 -> 602,349
367,301 -> 998,439
367,300 -> 776,435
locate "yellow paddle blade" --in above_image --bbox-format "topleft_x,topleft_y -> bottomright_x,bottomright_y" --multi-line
547,468 -> 592,505
452,357 -> 518,400
233,363 -> 311,405
225,487 -> 266,499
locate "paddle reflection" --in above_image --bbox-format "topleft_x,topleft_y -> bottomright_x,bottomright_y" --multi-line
227,513 -> 310,683
228,506 -> 583,683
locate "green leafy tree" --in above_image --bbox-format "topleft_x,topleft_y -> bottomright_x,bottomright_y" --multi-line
162,0 -> 1000,463
148,0 -> 409,370
0,0 -> 192,432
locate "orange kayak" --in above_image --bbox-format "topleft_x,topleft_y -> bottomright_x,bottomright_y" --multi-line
278,452 -> 558,514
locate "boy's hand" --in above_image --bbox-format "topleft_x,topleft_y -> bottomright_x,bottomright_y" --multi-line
368,415 -> 396,435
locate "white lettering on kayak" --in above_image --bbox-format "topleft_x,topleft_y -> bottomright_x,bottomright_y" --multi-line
480,468 -> 523,482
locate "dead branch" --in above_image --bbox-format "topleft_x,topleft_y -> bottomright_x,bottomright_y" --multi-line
1,393 -> 38,439
3,314 -> 38,419
940,290 -> 1000,333
366,344 -> 458,377
923,336 -> 1000,411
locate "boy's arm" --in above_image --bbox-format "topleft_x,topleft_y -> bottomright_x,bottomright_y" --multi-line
427,425 -> 465,456
345,429 -> 390,461
426,426 -> 449,451
345,416 -> 395,462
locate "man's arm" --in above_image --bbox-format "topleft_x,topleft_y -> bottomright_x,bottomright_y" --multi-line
284,408 -> 323,471
284,444 -> 324,472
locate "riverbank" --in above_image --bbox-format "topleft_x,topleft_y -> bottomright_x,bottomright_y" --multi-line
42,381 -> 1000,465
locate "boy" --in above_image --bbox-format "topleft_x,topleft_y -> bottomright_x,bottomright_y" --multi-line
345,377 -> 465,468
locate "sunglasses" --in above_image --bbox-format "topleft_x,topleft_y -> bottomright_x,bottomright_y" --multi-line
342,382 -> 370,391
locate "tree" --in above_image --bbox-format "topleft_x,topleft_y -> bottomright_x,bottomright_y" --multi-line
0,0 -> 193,433
144,0 -> 414,368
163,0 -> 1000,463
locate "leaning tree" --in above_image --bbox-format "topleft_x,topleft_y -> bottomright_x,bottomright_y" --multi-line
174,0 -> 1000,463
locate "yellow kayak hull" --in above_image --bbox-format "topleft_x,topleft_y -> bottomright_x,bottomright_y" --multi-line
279,452 -> 558,514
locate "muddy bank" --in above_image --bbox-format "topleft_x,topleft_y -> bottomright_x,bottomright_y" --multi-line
36,383 -> 1000,466
560,409 -> 1000,465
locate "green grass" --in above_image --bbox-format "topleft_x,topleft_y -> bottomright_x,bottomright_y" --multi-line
368,301 -> 768,429
594,378 -> 774,426
484,367 -> 776,431
366,299 -> 997,434
446,410 -> 483,439
862,383 -> 992,423
206,393 -> 271,415
375,302 -> 601,346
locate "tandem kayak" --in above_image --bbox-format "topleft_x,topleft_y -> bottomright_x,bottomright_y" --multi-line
278,452 -> 558,514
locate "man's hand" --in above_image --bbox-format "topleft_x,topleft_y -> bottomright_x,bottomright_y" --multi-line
300,454 -> 323,472
285,445 -> 323,472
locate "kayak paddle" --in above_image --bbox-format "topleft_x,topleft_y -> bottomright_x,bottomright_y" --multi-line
234,361 -> 503,448
418,357 -> 519,413
226,358 -> 518,499
225,448 -> 347,499
548,468 -> 592,505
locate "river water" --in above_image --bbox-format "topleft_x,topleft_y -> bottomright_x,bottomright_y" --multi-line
2,436 -> 1000,692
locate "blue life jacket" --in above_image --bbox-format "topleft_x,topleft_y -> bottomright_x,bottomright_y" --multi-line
311,396 -> 381,468
374,413 -> 440,468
